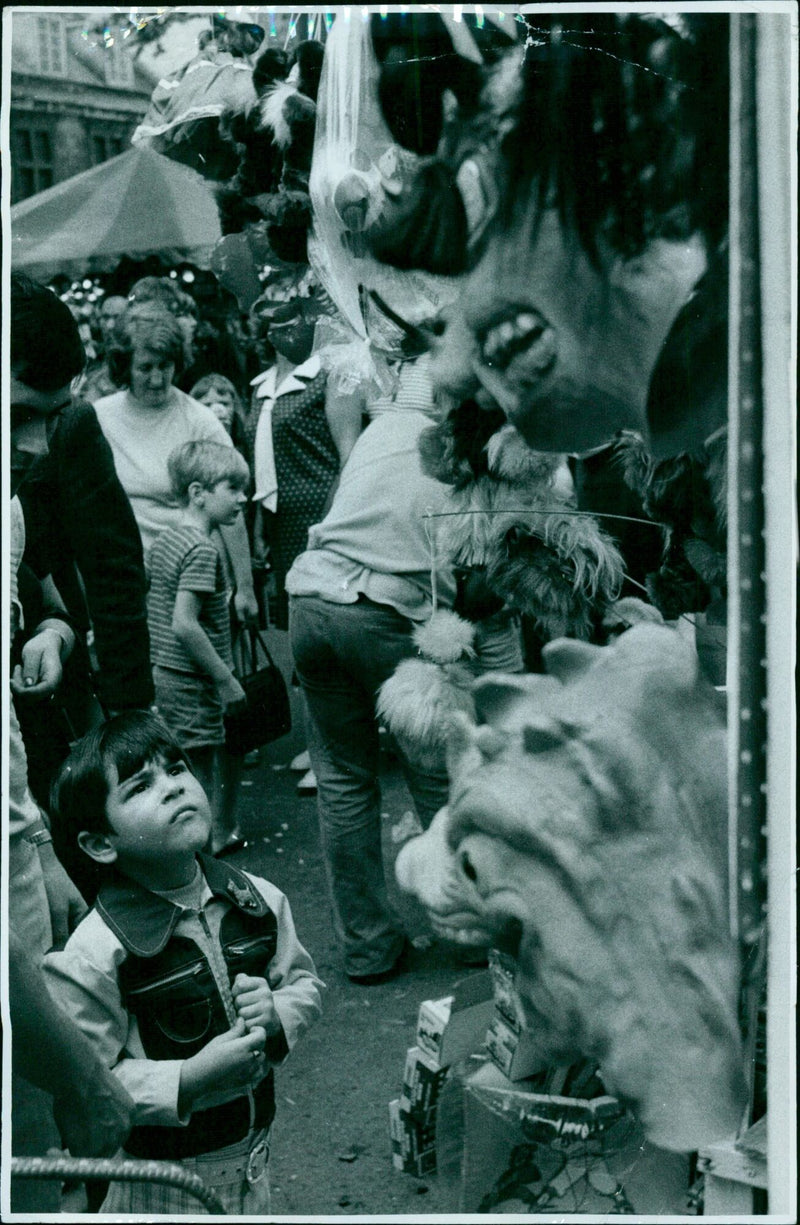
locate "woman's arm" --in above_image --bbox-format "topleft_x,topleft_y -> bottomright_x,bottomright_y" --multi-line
217,514 -> 259,624
324,378 -> 366,469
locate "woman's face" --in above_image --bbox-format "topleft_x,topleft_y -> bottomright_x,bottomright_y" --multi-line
196,385 -> 235,429
267,313 -> 315,366
130,346 -> 175,408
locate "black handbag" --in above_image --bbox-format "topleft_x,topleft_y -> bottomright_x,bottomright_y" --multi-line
224,628 -> 291,756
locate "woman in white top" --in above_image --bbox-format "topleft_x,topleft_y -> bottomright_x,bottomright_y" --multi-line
93,307 -> 257,619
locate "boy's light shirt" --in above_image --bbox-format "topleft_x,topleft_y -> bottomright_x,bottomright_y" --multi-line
43,868 -> 324,1128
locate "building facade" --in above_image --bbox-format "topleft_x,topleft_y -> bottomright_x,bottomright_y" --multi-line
7,8 -> 312,205
8,10 -> 156,203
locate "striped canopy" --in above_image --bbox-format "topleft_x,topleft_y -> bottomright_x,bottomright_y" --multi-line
9,147 -> 221,270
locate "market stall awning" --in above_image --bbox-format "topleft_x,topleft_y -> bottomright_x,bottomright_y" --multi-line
9,146 -> 221,271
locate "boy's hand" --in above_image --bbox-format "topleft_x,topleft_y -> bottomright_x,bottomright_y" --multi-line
232,973 -> 282,1036
234,587 -> 260,627
179,1018 -> 267,1112
217,673 -> 246,712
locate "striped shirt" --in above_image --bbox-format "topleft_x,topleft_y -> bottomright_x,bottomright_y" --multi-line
147,525 -> 232,675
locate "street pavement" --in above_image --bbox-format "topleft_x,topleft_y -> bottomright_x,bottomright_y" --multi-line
224,629 -> 480,1216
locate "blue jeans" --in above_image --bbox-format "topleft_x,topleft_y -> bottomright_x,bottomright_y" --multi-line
290,595 -> 450,977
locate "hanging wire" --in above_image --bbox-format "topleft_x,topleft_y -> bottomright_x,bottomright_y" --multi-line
421,507 -> 669,530
423,508 -> 439,615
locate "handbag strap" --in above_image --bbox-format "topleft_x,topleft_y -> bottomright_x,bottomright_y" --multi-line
238,627 -> 279,679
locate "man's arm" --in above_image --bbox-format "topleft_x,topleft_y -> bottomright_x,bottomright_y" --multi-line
18,401 -> 154,712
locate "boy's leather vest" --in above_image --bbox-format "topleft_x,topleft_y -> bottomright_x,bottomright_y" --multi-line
96,854 -> 281,1159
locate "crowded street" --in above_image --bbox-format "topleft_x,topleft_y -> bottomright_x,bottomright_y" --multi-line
226,643 -> 456,1215
3,5 -> 795,1220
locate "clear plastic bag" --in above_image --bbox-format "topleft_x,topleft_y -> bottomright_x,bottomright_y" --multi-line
308,14 -> 459,393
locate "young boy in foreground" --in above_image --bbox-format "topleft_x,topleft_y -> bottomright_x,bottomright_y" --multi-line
44,710 -> 323,1215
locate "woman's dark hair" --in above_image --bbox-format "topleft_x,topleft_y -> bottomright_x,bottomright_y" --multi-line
107,305 -> 186,388
11,273 -> 86,391
499,14 -> 729,264
50,710 -> 189,904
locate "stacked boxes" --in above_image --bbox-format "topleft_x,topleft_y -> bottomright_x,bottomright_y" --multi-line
389,1096 -> 437,1177
485,949 -> 544,1080
390,972 -> 495,1178
400,1044 -> 449,1116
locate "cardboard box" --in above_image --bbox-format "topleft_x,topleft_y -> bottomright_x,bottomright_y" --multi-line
400,1045 -> 449,1117
451,1061 -> 688,1214
389,1098 -> 437,1177
415,971 -> 494,1066
488,949 -> 527,1031
485,1010 -> 544,1081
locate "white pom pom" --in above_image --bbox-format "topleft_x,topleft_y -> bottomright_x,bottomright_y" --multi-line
413,610 -> 476,664
377,658 -> 475,770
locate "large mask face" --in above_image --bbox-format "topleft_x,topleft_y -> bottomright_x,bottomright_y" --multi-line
366,15 -> 728,456
428,208 -> 706,453
395,625 -> 746,1153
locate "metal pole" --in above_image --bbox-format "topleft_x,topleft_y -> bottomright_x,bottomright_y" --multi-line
727,12 -> 768,954
754,9 -> 798,1217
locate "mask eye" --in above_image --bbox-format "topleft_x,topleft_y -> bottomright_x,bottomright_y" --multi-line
461,850 -> 478,882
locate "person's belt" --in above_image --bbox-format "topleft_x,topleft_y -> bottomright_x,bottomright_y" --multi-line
124,1073 -> 275,1160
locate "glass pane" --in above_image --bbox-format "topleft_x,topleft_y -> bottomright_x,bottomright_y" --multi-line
19,167 -> 34,198
17,130 -> 32,161
34,130 -> 51,162
93,136 -> 106,163
37,168 -> 53,191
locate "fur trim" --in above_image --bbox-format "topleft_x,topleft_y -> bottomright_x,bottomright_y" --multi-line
486,531 -> 596,640
414,610 -> 476,664
612,431 -> 652,498
259,81 -> 296,148
536,512 -> 624,601
683,537 -> 726,588
486,425 -> 563,487
417,402 -> 506,488
377,658 -> 476,770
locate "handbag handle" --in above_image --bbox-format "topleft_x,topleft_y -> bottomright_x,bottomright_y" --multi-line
236,626 -> 280,680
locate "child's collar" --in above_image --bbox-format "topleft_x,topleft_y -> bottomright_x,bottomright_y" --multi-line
95,854 -> 269,957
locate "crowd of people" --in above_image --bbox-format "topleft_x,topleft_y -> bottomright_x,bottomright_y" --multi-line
7,249 -> 536,1212
5,9 -> 743,1217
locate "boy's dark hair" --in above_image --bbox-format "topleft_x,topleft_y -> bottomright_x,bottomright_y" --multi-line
50,710 -> 189,904
11,273 -> 86,391
167,439 -> 250,505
